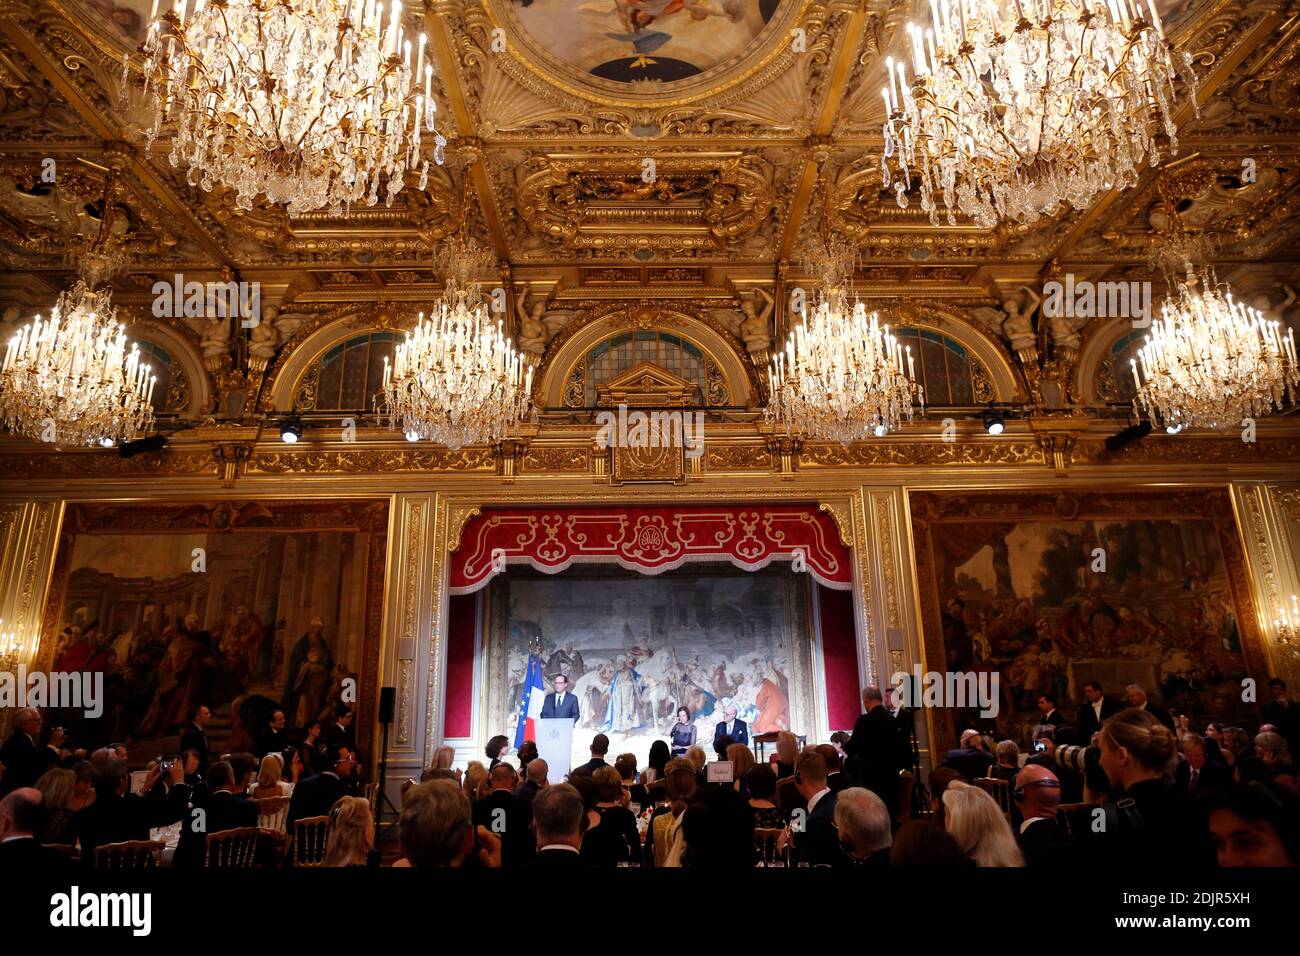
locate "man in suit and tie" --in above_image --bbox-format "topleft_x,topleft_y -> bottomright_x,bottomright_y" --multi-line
1124,684 -> 1175,731
521,783 -> 592,869
0,788 -> 71,869
539,673 -> 580,722
941,729 -> 996,781
174,759 -> 259,867
1037,693 -> 1067,728
472,764 -> 536,867
713,706 -> 748,749
1175,734 -> 1232,793
1013,764 -> 1072,867
0,708 -> 64,794
1076,681 -> 1122,740
179,704 -> 212,772
324,705 -> 357,756
843,687 -> 905,812
571,734 -> 609,776
786,750 -> 845,866
287,744 -> 355,828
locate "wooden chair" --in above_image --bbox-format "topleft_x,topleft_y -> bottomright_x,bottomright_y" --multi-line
361,782 -> 378,817
93,839 -> 164,868
42,843 -> 77,859
204,827 -> 264,868
255,795 -> 291,833
289,815 -> 332,867
753,827 -> 786,867
975,777 -> 1012,820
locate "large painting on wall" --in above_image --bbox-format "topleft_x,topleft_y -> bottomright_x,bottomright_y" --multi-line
909,489 -> 1268,751
37,500 -> 389,761
483,562 -> 815,764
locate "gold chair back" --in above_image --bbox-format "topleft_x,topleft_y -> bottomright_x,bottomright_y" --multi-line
93,839 -> 164,868
290,815 -> 333,867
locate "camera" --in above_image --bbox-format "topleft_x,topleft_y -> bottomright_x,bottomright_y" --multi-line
1054,743 -> 1093,773
1033,740 -> 1046,753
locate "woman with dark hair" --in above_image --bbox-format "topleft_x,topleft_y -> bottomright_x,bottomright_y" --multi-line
517,739 -> 538,775
681,785 -> 756,868
485,734 -> 510,770
642,740 -> 671,786
745,764 -> 786,829
669,707 -> 696,758
1209,782 -> 1300,867
891,819 -> 973,867
296,721 -> 324,776
645,758 -> 697,867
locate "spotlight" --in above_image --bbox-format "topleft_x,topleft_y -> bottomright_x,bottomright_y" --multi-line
982,409 -> 1005,436
405,430 -> 421,442
1166,423 -> 1183,435
872,423 -> 887,437
279,414 -> 303,444
1103,420 -> 1152,452
98,437 -> 116,448
118,434 -> 167,458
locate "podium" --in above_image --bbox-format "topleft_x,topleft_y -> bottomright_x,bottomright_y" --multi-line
535,717 -> 575,784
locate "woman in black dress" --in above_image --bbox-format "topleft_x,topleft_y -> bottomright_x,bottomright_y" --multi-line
670,707 -> 696,758
580,767 -> 642,866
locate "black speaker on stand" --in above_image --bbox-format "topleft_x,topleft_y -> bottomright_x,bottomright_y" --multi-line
375,686 -> 400,837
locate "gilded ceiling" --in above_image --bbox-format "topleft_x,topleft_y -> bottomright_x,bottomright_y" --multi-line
0,0 -> 1298,435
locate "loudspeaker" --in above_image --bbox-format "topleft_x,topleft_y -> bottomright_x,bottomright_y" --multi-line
378,686 -> 396,725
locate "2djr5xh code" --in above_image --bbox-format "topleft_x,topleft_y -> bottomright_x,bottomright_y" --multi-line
1123,892 -> 1251,907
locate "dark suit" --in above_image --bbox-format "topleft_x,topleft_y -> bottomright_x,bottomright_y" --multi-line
174,788 -> 258,868
179,723 -> 210,769
539,692 -> 580,721
1016,816 -> 1073,868
70,788 -> 172,858
713,718 -> 749,747
1042,709 -> 1066,727
472,788 -> 536,867
253,728 -> 288,760
520,847 -> 593,869
826,770 -> 851,794
1076,696 -> 1123,740
0,835 -> 72,869
1141,702 -> 1176,731
324,722 -> 356,757
942,747 -> 995,781
793,789 -> 845,867
0,731 -> 60,792
1175,758 -> 1232,793
844,706 -> 905,809
570,757 -> 607,777
514,779 -> 541,801
287,771 -> 347,827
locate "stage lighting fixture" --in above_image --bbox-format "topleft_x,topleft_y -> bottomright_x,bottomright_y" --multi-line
982,409 -> 1006,435
280,414 -> 303,444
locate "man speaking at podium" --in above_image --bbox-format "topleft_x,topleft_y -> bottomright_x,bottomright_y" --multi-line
540,673 -> 580,723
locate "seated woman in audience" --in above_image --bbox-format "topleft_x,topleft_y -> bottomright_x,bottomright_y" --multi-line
252,753 -> 290,799
280,747 -> 304,786
642,740 -> 670,786
745,764 -> 786,830
433,745 -> 457,771
990,740 -> 1021,782
517,740 -> 538,776
615,753 -> 647,809
926,767 -> 964,827
68,760 -> 96,813
670,708 -> 696,758
323,796 -> 377,867
774,731 -> 798,780
35,768 -> 78,844
890,819 -> 972,867
646,759 -> 697,867
728,743 -> 755,799
296,721 -> 324,774
580,766 -> 641,866
1253,732 -> 1297,791
462,762 -> 489,802
942,781 -> 1024,866
1209,782 -> 1300,867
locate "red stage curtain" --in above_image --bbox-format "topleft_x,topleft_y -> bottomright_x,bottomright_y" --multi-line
448,504 -> 852,594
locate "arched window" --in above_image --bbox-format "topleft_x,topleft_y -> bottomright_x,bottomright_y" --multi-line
298,331 -> 398,411
892,327 -> 994,406
133,340 -> 188,414
581,330 -> 708,405
1095,331 -> 1144,404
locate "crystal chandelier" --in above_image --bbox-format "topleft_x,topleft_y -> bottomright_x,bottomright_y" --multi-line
1131,269 -> 1299,431
130,0 -> 446,216
766,279 -> 922,443
0,282 -> 156,447
380,280 -> 535,449
881,0 -> 1197,226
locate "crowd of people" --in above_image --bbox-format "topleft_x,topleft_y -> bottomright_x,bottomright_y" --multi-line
1,678 -> 1297,869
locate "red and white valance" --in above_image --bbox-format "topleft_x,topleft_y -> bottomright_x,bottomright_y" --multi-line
448,504 -> 853,594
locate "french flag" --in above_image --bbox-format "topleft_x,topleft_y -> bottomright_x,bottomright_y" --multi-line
514,653 -> 545,748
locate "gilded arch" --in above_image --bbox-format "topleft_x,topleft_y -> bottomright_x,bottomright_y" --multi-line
123,319 -> 213,417
892,305 -> 1023,404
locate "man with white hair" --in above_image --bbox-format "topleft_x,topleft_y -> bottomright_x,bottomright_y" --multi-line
1124,684 -> 1175,730
713,704 -> 749,748
833,787 -> 892,867
0,708 -> 64,794
941,728 -> 994,780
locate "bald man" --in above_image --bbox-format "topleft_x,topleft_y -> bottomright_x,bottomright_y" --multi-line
0,788 -> 69,869
1013,765 -> 1072,867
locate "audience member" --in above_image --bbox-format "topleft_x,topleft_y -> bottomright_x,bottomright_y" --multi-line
942,729 -> 995,781
642,740 -> 670,786
0,708 -> 63,793
615,753 -> 647,807
648,759 -> 696,867
833,787 -> 892,867
579,766 -> 640,866
1208,782 -> 1300,867
786,749 -> 842,867
1076,681 -> 1122,741
1263,678 -> 1300,756
174,759 -> 258,867
680,784 -> 755,868
990,741 -> 1021,783
324,705 -> 357,756
891,819 -> 972,867
472,763 -> 535,867
252,753 -> 290,799
573,734 -> 610,776
926,767 -> 964,827
71,757 -> 180,857
844,687 -> 905,811
1177,733 -> 1232,793
1124,684 -> 1175,731
0,788 -> 69,868
253,709 -> 288,760
943,782 -> 1024,867
522,783 -> 591,870
745,764 -> 786,829
462,762 -> 489,802
1037,693 -> 1066,727
1252,732 -> 1297,790
485,735 -> 509,770
515,758 -> 548,801
323,796 -> 377,867
288,744 -> 355,828
397,780 -> 499,868
1013,764 -> 1070,867
179,705 -> 212,771
774,731 -> 799,779
34,768 -> 78,844
728,743 -> 756,798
